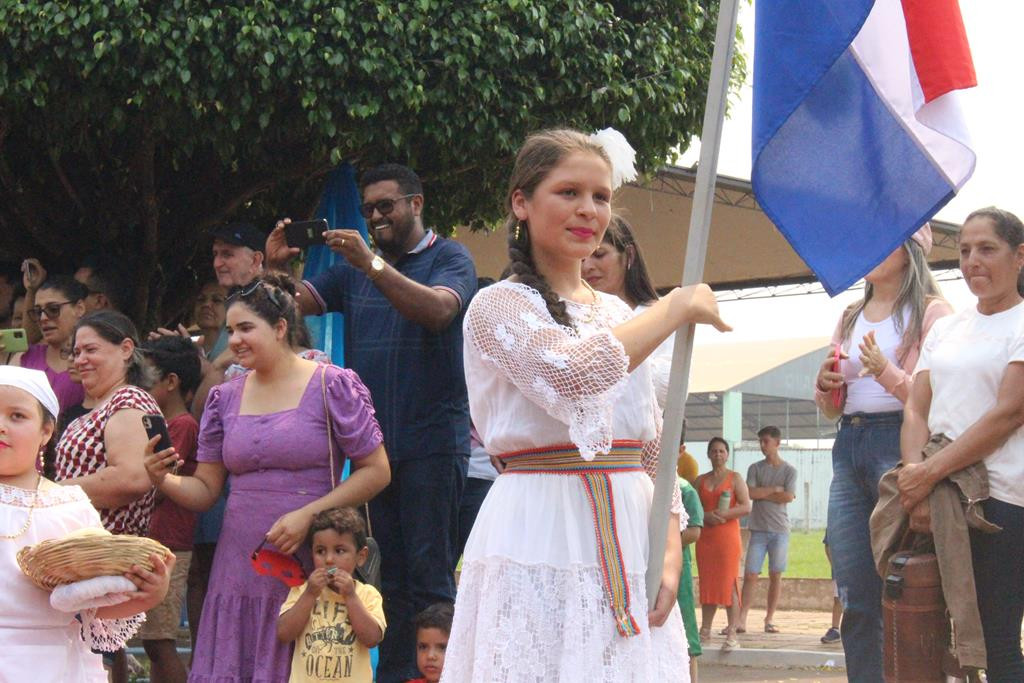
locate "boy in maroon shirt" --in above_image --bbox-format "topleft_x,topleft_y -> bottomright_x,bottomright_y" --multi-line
140,336 -> 202,682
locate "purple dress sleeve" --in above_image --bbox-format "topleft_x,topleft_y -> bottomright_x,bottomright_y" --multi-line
325,366 -> 383,461
196,384 -> 226,464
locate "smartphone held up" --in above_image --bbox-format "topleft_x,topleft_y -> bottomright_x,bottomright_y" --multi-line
0,328 -> 28,354
142,414 -> 178,472
284,219 -> 329,250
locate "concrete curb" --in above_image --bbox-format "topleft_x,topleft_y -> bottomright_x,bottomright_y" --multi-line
703,647 -> 846,670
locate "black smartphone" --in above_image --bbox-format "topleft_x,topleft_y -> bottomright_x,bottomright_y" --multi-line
142,414 -> 174,454
284,219 -> 329,249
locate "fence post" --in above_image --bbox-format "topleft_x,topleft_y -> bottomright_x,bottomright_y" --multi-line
804,481 -> 811,532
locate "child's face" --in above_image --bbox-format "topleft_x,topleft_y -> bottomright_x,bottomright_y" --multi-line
311,528 -> 366,575
0,385 -> 52,483
415,626 -> 448,683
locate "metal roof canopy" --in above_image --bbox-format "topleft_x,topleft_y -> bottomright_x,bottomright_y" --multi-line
683,338 -> 835,443
456,165 -> 962,290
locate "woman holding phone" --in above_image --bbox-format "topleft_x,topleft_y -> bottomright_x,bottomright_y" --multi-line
814,225 -> 951,681
142,279 -> 390,682
8,275 -> 89,422
54,310 -> 159,535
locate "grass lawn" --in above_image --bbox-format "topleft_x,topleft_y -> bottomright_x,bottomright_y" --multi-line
693,529 -> 833,580
782,530 -> 832,579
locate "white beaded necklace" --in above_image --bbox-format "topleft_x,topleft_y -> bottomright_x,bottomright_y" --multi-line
579,280 -> 600,324
0,475 -> 41,541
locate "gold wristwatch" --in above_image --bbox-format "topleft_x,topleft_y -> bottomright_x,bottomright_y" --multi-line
366,254 -> 385,281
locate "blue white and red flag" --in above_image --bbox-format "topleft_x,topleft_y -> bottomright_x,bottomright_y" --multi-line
752,0 -> 976,295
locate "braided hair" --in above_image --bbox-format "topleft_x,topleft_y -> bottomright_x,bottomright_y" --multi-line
505,129 -> 612,329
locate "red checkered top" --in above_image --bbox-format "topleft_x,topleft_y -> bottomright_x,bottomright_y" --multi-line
55,385 -> 160,535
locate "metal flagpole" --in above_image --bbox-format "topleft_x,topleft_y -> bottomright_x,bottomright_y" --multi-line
646,0 -> 741,605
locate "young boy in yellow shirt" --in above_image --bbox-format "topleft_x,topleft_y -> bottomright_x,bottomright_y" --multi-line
278,508 -> 385,682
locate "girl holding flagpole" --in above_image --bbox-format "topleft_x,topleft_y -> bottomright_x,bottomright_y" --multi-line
443,128 -> 730,682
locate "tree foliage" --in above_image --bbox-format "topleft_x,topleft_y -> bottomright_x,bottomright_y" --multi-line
0,0 -> 741,325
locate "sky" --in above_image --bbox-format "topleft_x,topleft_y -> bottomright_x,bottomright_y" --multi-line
678,1 -> 1022,346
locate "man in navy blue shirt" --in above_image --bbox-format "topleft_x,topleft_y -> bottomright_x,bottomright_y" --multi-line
267,164 -> 476,683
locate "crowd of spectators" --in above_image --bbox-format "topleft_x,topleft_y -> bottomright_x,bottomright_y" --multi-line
2,154 -> 1023,683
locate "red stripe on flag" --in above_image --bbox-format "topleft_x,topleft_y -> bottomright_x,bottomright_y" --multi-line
901,0 -> 976,103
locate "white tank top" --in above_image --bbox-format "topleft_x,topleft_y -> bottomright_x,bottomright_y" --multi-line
842,308 -> 906,414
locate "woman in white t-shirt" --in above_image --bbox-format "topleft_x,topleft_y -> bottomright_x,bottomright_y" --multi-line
899,207 -> 1024,682
813,224 -> 952,682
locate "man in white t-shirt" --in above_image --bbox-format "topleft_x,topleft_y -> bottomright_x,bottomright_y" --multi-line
738,426 -> 798,633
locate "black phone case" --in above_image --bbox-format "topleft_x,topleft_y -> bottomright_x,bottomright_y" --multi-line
284,220 -> 328,249
142,415 -> 173,452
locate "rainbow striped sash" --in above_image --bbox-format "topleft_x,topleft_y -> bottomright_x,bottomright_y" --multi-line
501,440 -> 644,637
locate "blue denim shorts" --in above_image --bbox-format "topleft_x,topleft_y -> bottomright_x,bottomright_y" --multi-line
745,529 -> 790,574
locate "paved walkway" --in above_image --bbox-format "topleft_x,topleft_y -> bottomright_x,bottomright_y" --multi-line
696,608 -> 846,671
698,607 -> 843,653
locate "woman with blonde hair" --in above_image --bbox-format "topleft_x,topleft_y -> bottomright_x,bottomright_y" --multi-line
815,225 -> 951,681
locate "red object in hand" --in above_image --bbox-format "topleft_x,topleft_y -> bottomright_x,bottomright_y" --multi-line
831,345 -> 843,409
250,539 -> 306,587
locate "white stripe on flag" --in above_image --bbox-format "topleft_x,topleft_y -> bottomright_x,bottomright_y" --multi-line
850,0 -> 975,190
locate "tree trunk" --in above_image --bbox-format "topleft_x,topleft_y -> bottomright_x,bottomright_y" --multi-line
135,125 -> 160,329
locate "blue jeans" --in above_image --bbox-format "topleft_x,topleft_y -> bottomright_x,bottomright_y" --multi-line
457,476 -> 494,560
744,530 -> 790,574
826,411 -> 902,683
971,497 -> 1024,682
370,454 -> 465,683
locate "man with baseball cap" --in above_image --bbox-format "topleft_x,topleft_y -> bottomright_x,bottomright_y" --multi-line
210,222 -> 266,290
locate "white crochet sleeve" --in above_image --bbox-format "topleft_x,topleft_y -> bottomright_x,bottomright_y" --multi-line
465,283 -> 630,460
642,407 -> 685,525
80,610 -> 145,652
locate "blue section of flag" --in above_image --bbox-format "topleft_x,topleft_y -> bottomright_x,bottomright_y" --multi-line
302,163 -> 368,365
752,0 -> 954,295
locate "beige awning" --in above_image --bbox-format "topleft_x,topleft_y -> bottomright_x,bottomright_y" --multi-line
455,165 -> 961,290
689,337 -> 830,394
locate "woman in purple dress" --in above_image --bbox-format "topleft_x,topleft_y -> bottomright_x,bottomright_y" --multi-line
144,280 -> 391,682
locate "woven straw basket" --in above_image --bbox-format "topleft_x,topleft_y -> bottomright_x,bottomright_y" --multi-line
17,529 -> 172,591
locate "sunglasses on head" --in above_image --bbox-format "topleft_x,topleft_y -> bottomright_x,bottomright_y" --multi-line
227,280 -> 284,312
27,301 -> 75,322
358,194 -> 418,220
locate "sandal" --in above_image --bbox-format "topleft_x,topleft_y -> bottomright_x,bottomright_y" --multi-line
764,622 -> 780,634
722,637 -> 741,651
699,627 -> 711,642
719,627 -> 746,635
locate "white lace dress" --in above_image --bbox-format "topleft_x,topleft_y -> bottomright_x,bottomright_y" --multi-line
0,480 -> 144,682
442,281 -> 689,683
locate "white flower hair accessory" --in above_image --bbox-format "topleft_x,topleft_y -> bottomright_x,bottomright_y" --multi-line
589,127 -> 638,190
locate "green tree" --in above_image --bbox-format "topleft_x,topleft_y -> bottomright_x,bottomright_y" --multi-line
0,0 -> 741,326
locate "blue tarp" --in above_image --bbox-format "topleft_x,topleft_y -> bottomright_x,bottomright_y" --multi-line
302,163 -> 368,365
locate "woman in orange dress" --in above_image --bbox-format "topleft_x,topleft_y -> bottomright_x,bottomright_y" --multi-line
694,437 -> 751,650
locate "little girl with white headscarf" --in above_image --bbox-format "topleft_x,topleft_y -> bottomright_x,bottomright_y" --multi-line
0,366 -> 172,682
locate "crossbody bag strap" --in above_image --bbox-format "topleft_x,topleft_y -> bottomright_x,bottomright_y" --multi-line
320,364 -> 336,486
319,364 -> 373,532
